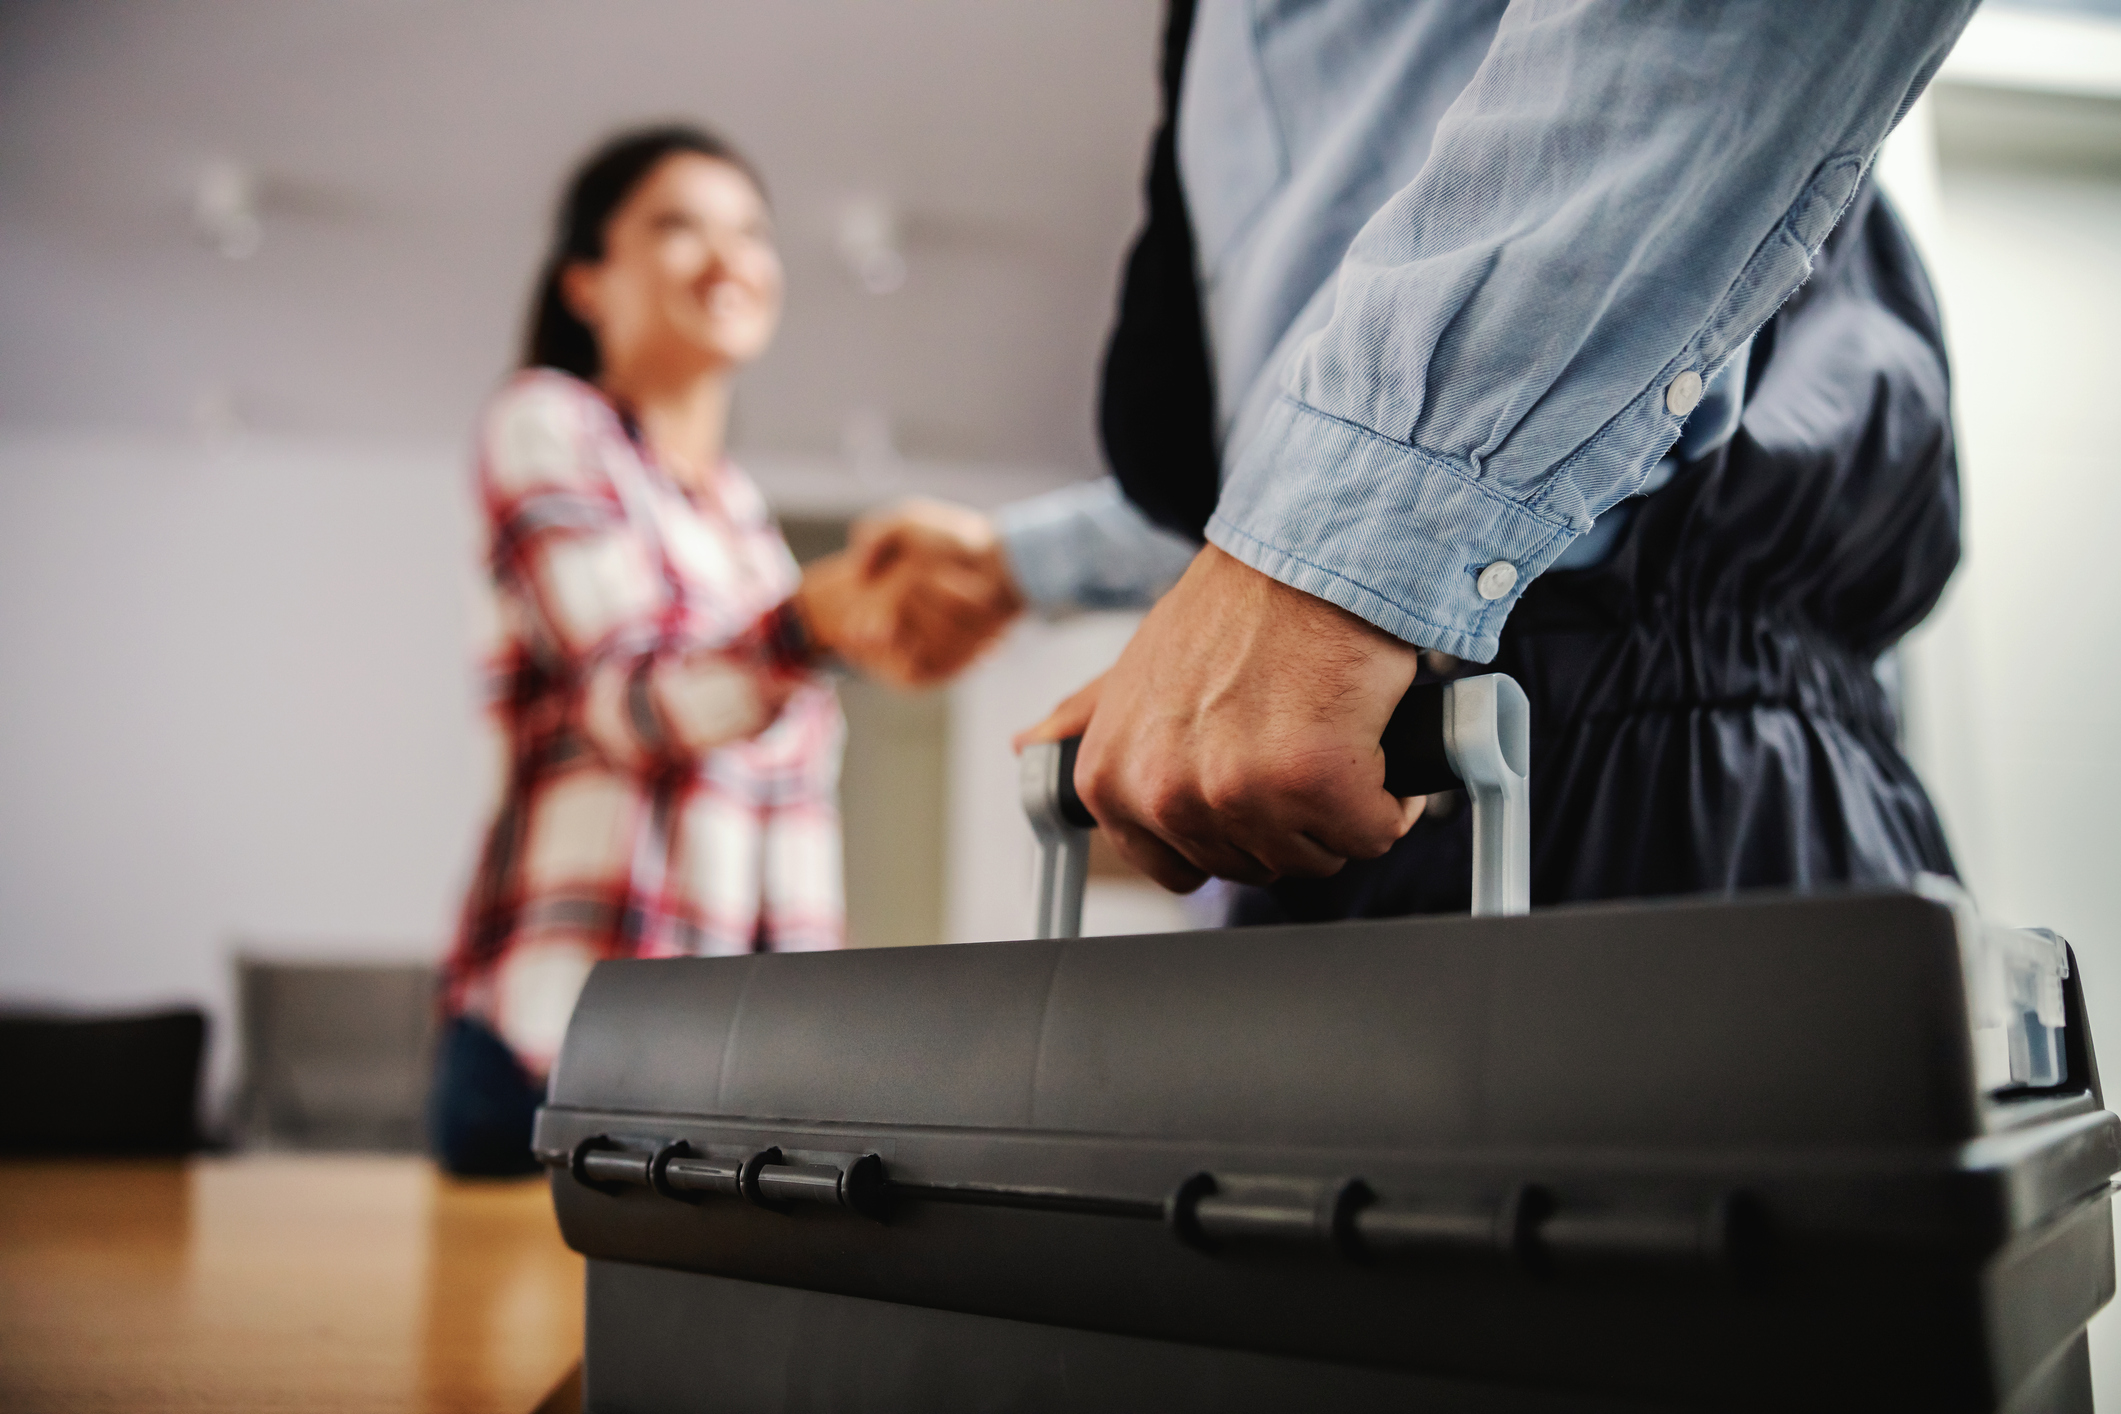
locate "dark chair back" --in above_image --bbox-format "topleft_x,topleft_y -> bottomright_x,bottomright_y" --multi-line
0,1007 -> 207,1154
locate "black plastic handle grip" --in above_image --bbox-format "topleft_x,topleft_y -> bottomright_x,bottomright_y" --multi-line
1051,680 -> 1460,831
1053,737 -> 1096,830
1377,679 -> 1462,798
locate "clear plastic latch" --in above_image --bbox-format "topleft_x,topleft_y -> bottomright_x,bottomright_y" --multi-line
1915,874 -> 2070,1093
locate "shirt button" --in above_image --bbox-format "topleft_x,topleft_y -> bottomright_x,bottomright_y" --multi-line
1666,369 -> 1704,416
1476,561 -> 1519,601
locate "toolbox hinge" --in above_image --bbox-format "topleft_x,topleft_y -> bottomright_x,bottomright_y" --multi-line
545,1139 -> 1764,1279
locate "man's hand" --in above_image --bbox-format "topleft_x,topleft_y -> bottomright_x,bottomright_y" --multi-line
1022,545 -> 1424,892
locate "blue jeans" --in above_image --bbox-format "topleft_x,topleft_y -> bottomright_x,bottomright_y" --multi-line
429,1015 -> 545,1177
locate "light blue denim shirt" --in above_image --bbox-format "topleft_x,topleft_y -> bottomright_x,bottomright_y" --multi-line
1000,0 -> 1976,651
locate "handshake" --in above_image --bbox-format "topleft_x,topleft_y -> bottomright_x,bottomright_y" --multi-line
796,499 -> 1026,689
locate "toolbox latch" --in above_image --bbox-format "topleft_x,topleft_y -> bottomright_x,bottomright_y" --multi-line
553,1137 -> 886,1222
1168,1172 -> 1369,1254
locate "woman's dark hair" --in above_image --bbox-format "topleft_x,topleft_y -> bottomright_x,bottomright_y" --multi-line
522,124 -> 766,380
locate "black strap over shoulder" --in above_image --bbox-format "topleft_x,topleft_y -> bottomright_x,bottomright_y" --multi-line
1096,0 -> 1221,542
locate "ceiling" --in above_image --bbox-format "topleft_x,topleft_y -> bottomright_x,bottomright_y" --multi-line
0,1 -> 1162,472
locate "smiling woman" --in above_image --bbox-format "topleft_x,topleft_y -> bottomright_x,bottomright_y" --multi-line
429,128 -> 1002,1176
523,128 -> 780,404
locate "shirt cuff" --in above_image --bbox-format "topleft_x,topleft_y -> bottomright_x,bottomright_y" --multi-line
1206,395 -> 1580,662
761,597 -> 816,674
995,478 -> 1201,614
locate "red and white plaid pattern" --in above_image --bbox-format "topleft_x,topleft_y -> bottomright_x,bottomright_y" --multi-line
445,372 -> 843,1070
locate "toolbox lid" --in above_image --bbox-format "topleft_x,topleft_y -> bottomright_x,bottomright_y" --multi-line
547,889 -> 2058,1153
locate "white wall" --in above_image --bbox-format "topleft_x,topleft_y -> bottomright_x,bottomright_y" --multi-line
0,431 -> 488,1106
1906,141 -> 2121,954
1933,149 -> 2121,1414
1889,66 -> 2121,1402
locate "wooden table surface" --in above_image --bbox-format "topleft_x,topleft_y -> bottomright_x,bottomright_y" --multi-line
0,1155 -> 584,1413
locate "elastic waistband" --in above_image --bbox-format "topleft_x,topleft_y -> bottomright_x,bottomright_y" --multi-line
1495,616 -> 1900,738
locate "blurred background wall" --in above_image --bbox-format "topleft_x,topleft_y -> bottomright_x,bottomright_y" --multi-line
1,0 -> 2118,1385
0,0 -> 1161,1108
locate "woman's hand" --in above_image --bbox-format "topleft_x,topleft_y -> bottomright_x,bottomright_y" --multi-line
790,549 -> 871,668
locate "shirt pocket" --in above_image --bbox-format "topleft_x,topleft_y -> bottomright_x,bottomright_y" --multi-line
1177,1 -> 1288,278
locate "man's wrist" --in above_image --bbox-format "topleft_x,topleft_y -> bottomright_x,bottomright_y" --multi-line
1211,395 -> 1581,662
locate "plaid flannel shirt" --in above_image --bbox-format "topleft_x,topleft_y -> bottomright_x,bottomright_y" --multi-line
444,371 -> 844,1073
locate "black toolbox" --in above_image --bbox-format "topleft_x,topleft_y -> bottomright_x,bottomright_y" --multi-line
536,680 -> 2116,1411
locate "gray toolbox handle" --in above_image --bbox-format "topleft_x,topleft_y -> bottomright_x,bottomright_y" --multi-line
1020,673 -> 1530,938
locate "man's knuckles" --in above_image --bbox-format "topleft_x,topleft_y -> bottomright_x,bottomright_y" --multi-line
1081,762 -> 1180,833
1190,748 -> 1363,826
1108,825 -> 1208,893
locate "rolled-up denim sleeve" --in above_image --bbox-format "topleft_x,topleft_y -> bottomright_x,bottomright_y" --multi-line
1205,0 -> 1977,662
996,478 -> 1201,613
